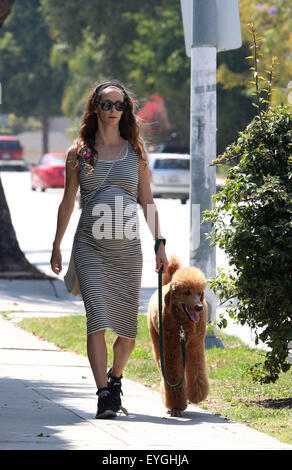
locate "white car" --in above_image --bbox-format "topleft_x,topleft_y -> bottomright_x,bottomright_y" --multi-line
148,153 -> 190,204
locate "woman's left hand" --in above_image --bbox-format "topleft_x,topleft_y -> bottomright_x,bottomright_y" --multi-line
155,243 -> 169,273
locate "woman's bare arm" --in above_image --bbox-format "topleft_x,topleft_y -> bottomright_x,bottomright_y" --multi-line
138,156 -> 168,272
138,157 -> 161,240
50,146 -> 79,274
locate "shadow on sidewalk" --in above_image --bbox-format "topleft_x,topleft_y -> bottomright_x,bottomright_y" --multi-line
0,373 -> 230,450
0,376 -> 88,450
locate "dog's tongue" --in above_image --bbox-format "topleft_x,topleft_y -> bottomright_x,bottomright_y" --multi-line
189,310 -> 200,323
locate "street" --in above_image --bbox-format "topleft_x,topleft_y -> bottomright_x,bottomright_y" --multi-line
1,168 -> 262,348
1,169 -> 228,286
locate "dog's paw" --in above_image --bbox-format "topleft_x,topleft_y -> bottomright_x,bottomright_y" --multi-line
168,409 -> 183,417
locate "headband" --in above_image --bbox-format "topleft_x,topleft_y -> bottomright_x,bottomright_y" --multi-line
93,82 -> 127,100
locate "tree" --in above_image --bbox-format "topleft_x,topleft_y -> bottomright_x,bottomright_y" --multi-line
123,2 -> 190,146
0,0 -> 68,154
40,0 -> 163,142
0,179 -> 48,278
0,0 -> 56,277
40,0 -> 159,83
0,0 -> 14,27
218,0 -> 292,108
40,0 -> 191,146
216,43 -> 257,155
40,0 -> 292,153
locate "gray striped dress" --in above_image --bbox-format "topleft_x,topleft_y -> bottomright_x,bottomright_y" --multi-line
73,141 -> 143,339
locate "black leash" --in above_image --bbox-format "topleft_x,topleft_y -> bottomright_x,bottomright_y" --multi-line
155,237 -> 186,388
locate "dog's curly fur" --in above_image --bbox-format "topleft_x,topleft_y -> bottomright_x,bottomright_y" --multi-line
147,255 -> 209,416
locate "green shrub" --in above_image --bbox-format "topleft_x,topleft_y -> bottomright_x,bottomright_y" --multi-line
204,104 -> 292,383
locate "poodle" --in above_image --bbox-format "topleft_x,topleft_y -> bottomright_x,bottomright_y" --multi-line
147,255 -> 209,416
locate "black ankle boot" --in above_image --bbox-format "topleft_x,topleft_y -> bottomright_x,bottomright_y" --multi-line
107,368 -> 123,412
95,387 -> 117,419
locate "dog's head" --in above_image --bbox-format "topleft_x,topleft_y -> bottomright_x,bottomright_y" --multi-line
164,266 -> 206,325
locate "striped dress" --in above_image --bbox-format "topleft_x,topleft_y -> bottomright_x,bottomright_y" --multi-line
73,141 -> 143,339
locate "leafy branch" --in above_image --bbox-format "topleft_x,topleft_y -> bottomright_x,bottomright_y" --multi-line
246,23 -> 278,120
210,23 -> 280,169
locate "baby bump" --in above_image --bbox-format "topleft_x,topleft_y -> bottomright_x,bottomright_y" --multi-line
79,190 -> 140,241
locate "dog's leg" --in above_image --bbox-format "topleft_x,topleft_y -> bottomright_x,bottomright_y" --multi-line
148,320 -> 161,370
186,342 -> 209,404
161,331 -> 188,416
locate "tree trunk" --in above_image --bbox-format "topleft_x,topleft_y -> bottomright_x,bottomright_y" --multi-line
0,0 -> 50,279
41,115 -> 50,155
0,175 -> 49,278
0,0 -> 14,27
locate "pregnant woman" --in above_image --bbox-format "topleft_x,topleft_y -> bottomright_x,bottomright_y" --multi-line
50,81 -> 168,418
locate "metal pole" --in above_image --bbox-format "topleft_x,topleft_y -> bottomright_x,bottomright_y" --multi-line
189,0 -> 224,348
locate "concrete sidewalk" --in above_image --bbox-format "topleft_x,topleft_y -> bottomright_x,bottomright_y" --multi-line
0,283 -> 291,450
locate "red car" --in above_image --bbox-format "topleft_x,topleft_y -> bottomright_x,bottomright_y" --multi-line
31,153 -> 66,191
0,136 -> 23,162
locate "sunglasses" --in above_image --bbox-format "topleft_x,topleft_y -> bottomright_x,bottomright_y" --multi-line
97,100 -> 126,112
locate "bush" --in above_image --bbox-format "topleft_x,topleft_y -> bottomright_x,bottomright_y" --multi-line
204,104 -> 292,383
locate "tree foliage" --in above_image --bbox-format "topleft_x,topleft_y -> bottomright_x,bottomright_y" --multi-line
0,0 -> 14,27
0,0 -> 67,118
3,1 -> 290,150
0,0 -> 48,278
218,0 -> 292,107
123,2 -> 190,145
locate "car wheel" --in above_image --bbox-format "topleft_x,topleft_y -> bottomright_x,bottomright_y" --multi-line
38,178 -> 45,192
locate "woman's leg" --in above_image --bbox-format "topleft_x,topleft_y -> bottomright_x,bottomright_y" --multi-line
87,330 -> 107,389
111,336 -> 135,378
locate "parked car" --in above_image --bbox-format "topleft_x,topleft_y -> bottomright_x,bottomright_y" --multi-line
0,136 -> 24,164
31,153 -> 65,191
148,153 -> 190,204
152,143 -> 189,154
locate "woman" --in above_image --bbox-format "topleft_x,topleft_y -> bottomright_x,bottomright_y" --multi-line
50,81 -> 168,419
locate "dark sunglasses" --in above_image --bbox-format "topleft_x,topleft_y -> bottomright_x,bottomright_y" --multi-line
97,100 -> 126,112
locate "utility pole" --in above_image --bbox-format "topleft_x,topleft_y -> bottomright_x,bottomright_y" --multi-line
181,0 -> 242,348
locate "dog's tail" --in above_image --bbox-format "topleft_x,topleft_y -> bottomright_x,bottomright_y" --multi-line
162,254 -> 182,285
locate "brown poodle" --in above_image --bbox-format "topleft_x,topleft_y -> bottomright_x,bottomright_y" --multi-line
147,255 -> 209,416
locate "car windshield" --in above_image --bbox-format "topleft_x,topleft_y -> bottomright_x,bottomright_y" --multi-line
0,140 -> 22,150
48,156 -> 65,165
154,159 -> 190,170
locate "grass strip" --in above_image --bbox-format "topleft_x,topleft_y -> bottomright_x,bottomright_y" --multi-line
18,314 -> 291,444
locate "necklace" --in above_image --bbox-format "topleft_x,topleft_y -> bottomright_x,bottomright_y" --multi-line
96,141 -> 127,162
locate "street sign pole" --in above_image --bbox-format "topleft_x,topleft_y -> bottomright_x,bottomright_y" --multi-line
189,0 -> 223,348
190,46 -> 221,348
181,0 -> 242,348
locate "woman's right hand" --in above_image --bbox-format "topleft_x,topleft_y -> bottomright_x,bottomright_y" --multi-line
50,247 -> 62,275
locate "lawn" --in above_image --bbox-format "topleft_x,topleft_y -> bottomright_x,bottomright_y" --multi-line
18,314 -> 292,445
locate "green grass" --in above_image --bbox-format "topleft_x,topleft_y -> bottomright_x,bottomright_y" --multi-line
18,314 -> 292,445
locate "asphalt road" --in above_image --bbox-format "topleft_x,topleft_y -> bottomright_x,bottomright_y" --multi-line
1,168 -> 228,285
1,167 -> 270,349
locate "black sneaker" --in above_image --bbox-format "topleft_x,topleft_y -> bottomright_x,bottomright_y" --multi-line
107,368 -> 123,412
95,387 -> 117,419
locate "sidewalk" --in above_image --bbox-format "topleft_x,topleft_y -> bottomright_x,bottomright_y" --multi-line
1,317 -> 291,451
0,279 -> 291,450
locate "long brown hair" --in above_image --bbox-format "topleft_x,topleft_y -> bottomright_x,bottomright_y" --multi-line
74,80 -> 148,174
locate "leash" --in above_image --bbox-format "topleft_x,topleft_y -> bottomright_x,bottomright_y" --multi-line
155,237 -> 186,388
